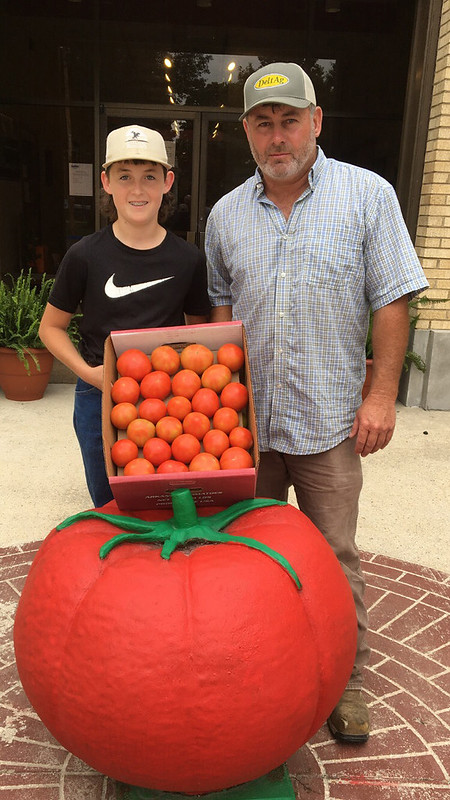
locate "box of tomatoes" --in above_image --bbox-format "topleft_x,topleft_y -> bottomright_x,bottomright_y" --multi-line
102,321 -> 259,510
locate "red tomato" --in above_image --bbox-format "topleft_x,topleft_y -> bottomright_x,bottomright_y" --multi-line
203,429 -> 230,458
180,343 -> 214,375
116,348 -> 152,381
182,411 -> 211,441
217,343 -> 245,373
150,345 -> 180,375
155,416 -> 183,443
191,387 -> 220,417
126,418 -> 156,447
171,369 -> 201,399
220,382 -> 249,412
220,447 -> 254,470
142,437 -> 172,467
189,452 -> 221,471
111,438 -> 139,467
139,397 -> 167,424
140,370 -> 172,400
123,458 -> 155,476
111,376 -> 140,405
15,495 -> 357,794
171,433 -> 201,465
212,406 -> 239,434
201,364 -> 232,392
110,402 -> 139,430
229,426 -> 253,450
156,460 -> 189,473
166,395 -> 192,421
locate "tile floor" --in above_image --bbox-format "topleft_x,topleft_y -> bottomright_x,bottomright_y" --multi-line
1,542 -> 449,799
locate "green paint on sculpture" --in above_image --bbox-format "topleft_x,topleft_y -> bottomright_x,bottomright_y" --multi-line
57,488 -> 302,590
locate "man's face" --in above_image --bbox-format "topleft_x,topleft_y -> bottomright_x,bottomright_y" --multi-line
243,103 -> 323,182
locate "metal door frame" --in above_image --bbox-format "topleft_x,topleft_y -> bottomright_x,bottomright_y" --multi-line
197,109 -> 246,236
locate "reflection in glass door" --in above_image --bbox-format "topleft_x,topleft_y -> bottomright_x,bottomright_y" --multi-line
198,113 -> 253,248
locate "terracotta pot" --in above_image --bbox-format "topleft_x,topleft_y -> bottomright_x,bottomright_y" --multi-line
0,347 -> 54,401
362,358 -> 373,400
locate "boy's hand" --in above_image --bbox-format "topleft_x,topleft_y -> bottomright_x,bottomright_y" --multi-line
86,364 -> 104,391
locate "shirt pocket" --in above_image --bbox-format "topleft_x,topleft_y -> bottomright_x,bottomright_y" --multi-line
295,222 -> 364,290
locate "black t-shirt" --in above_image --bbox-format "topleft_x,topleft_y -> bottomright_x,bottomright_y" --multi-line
49,225 -> 211,366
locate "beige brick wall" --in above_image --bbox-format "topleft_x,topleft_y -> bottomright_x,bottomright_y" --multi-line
415,0 -> 450,329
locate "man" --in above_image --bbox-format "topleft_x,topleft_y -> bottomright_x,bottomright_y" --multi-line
205,62 -> 428,742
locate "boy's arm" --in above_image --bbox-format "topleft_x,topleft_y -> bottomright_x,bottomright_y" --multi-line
39,303 -> 103,390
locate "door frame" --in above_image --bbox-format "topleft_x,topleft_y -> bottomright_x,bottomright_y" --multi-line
196,109 -> 248,248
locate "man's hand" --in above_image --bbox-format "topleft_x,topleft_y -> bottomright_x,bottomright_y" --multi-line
349,394 -> 397,456
210,305 -> 232,323
349,296 -> 409,456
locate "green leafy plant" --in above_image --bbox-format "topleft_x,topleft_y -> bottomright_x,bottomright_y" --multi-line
365,295 -> 448,373
0,269 -> 81,374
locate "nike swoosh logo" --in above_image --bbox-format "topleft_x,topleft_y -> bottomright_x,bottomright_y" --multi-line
105,274 -> 175,299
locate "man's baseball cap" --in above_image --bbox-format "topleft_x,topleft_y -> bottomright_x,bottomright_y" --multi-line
103,125 -> 172,169
240,62 -> 316,120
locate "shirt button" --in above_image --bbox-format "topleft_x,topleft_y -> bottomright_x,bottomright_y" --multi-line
279,312 -> 284,318
280,272 -> 286,278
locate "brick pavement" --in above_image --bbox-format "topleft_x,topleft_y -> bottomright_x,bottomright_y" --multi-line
1,542 -> 449,799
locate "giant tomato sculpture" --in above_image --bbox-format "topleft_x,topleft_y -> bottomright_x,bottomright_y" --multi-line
14,490 -> 356,794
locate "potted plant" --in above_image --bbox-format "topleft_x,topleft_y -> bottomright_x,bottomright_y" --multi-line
363,295 -> 446,399
0,268 -> 80,401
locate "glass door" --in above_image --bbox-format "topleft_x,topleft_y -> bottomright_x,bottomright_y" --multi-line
101,108 -> 201,242
101,106 -> 251,248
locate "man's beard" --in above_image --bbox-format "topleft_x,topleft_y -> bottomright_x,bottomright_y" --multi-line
257,154 -> 302,180
249,139 -> 315,181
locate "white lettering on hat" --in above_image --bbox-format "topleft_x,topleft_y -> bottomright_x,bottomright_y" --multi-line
254,74 -> 289,90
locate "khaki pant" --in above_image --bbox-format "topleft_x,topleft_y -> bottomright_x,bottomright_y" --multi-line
256,438 -> 369,689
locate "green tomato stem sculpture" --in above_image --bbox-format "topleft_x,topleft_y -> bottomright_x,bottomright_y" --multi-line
58,489 -> 301,589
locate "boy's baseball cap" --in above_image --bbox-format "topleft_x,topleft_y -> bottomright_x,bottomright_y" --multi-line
103,125 -> 172,169
240,62 -> 316,120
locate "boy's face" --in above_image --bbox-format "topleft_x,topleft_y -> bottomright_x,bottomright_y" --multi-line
101,160 -> 174,227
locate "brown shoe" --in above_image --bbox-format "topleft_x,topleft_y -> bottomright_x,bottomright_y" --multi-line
327,689 -> 370,742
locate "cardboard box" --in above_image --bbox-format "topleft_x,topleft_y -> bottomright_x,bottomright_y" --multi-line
102,321 -> 259,510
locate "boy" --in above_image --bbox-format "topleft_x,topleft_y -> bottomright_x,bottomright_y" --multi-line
39,125 -> 210,507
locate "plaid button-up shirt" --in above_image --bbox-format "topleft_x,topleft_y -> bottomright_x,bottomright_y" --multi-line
205,147 -> 428,454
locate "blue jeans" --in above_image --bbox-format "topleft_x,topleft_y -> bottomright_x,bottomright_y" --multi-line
73,378 -> 114,508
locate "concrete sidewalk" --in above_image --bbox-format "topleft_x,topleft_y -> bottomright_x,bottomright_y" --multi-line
0,384 -> 449,572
